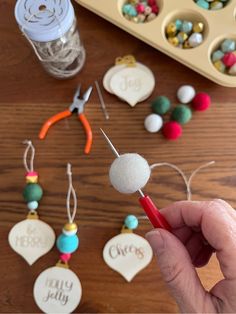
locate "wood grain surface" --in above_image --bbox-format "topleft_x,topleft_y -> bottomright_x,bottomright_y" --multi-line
0,0 -> 235,313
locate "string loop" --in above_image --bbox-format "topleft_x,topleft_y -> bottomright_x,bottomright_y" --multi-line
23,140 -> 35,173
150,161 -> 215,201
66,163 -> 77,223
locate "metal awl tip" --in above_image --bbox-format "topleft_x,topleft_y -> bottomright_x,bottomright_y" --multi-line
100,128 -> 120,158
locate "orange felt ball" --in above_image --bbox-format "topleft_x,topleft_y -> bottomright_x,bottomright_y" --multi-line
162,121 -> 182,140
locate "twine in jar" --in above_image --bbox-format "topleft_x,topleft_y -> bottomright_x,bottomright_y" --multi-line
21,6 -> 85,78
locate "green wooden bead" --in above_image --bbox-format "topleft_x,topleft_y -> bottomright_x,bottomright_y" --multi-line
23,183 -> 43,202
171,105 -> 192,124
151,96 -> 171,115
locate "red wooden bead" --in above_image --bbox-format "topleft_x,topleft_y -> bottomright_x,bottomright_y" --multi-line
222,52 -> 236,67
162,121 -> 182,140
192,92 -> 211,111
60,253 -> 71,263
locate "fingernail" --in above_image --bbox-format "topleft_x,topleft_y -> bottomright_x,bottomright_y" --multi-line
146,229 -> 164,252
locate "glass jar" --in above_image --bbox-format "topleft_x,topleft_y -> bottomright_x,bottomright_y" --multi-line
15,0 -> 86,79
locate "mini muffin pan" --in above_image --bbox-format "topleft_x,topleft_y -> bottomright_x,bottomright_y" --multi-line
76,0 -> 236,87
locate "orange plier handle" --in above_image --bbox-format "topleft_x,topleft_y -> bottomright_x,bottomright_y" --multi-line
78,113 -> 92,154
39,109 -> 72,140
39,110 -> 93,154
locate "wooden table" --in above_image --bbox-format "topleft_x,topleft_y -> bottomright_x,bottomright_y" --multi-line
1,1 -> 235,312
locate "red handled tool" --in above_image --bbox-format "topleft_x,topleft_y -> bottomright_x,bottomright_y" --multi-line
39,85 -> 93,154
100,129 -> 172,231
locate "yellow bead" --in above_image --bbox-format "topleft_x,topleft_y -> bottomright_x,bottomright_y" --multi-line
26,176 -> 38,183
166,23 -> 177,37
64,223 -> 78,231
177,31 -> 188,44
168,37 -> 179,47
132,16 -> 139,23
213,60 -> 226,73
193,22 -> 204,33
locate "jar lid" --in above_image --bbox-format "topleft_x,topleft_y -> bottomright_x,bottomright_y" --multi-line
15,0 -> 75,42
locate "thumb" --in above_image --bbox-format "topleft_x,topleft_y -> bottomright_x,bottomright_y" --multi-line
146,229 -> 214,313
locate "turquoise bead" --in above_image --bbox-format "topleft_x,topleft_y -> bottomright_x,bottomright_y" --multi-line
128,6 -> 137,17
175,19 -> 182,31
27,201 -> 38,211
23,183 -> 43,202
221,39 -> 235,53
56,234 -> 79,254
180,21 -> 193,34
212,50 -> 224,62
124,215 -> 139,230
196,0 -> 210,9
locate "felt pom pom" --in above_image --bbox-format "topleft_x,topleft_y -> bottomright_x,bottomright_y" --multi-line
151,96 -> 171,115
171,104 -> 192,124
192,92 -> 211,111
162,121 -> 182,140
109,153 -> 151,194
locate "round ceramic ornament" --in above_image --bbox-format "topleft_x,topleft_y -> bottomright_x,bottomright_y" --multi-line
8,141 -> 55,265
103,217 -> 153,282
34,265 -> 82,314
33,164 -> 82,313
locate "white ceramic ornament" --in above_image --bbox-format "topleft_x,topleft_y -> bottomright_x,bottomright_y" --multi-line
9,215 -> 55,265
34,265 -> 82,314
110,66 -> 155,107
103,231 -> 153,282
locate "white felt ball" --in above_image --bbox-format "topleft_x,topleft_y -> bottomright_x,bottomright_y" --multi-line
144,114 -> 163,133
109,153 -> 151,194
177,85 -> 196,104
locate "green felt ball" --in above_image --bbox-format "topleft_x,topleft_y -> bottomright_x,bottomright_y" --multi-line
151,96 -> 171,115
171,105 -> 192,124
23,183 -> 43,202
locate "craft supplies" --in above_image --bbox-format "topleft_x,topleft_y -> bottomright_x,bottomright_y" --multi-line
166,19 -> 204,49
33,164 -> 82,313
15,0 -> 85,79
122,0 -> 159,23
8,141 -> 55,265
171,105 -> 192,124
192,92 -> 211,111
211,39 -> 236,76
151,96 -> 171,115
100,129 -> 171,231
195,0 -> 230,10
39,85 -> 93,154
162,121 -> 183,140
177,85 -> 196,104
103,215 -> 153,282
144,114 -> 163,133
109,153 -> 151,194
103,55 -> 155,107
144,85 -> 211,140
95,80 -> 109,120
76,0 -> 236,87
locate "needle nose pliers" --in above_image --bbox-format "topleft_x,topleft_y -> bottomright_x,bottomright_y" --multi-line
39,85 -> 93,154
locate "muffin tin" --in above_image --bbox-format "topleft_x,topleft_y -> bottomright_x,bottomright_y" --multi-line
76,0 -> 236,87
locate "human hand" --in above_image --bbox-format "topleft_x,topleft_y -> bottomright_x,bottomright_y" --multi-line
146,199 -> 236,313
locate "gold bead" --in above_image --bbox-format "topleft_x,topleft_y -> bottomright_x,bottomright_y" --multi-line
177,31 -> 188,44
166,22 -> 177,37
168,37 -> 179,47
193,22 -> 204,33
26,175 -> 38,183
213,60 -> 226,73
183,41 -> 191,49
132,16 -> 139,23
64,223 -> 78,231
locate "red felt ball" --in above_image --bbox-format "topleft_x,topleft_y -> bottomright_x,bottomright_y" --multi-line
192,93 -> 211,111
162,121 -> 182,140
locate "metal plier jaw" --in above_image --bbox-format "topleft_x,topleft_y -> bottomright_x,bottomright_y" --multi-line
39,85 -> 93,155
